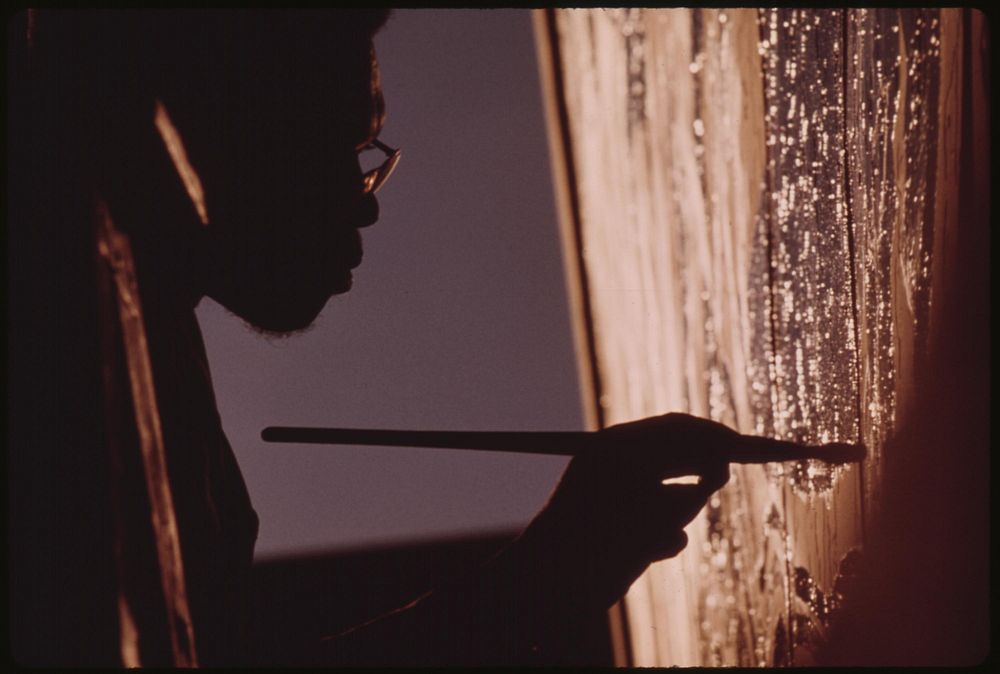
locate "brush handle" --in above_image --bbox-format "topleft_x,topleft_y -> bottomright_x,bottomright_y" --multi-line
260,426 -> 865,464
261,426 -> 595,455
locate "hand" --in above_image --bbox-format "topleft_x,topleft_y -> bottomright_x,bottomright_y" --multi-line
332,415 -> 863,664
523,413 -> 863,610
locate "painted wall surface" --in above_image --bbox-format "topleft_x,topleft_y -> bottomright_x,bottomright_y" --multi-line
541,8 -> 986,666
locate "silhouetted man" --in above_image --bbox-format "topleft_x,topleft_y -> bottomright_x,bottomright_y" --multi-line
9,10 -> 860,666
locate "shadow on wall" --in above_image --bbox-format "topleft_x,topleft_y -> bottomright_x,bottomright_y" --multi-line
820,10 -> 990,665
247,530 -> 616,665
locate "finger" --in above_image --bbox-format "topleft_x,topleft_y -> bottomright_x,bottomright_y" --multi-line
599,413 -> 865,473
652,484 -> 711,530
695,461 -> 730,494
725,435 -> 866,465
649,530 -> 688,561
659,456 -> 730,488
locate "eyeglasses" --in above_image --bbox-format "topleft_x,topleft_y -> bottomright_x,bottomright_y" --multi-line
360,139 -> 401,194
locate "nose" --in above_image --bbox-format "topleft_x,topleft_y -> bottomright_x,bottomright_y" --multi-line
355,193 -> 379,228
332,147 -> 380,228
338,152 -> 378,228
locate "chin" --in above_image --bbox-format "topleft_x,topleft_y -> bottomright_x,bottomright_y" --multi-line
208,260 -> 356,334
328,270 -> 354,295
225,290 -> 333,336
256,271 -> 359,334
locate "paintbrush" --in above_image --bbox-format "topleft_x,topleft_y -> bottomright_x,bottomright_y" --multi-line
261,425 -> 865,465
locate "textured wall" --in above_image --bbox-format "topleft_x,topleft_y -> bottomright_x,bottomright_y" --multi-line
539,8 -> 983,666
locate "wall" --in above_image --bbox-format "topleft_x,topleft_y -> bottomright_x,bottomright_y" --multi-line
196,10 -> 581,559
537,8 -> 988,666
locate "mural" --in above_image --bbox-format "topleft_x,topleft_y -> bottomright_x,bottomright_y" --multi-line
536,8 -> 984,666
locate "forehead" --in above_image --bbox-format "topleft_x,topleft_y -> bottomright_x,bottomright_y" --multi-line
218,18 -> 382,145
227,12 -> 381,77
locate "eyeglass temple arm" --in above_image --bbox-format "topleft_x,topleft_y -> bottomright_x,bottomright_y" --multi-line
369,138 -> 396,154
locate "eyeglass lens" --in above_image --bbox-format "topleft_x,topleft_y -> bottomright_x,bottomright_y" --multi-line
361,140 -> 401,194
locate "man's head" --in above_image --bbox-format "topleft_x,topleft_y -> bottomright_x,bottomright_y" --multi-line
42,10 -> 394,334
188,11 -> 394,334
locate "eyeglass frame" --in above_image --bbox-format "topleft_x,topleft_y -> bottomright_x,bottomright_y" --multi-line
360,138 -> 401,194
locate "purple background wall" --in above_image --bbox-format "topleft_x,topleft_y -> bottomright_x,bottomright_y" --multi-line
195,9 -> 582,559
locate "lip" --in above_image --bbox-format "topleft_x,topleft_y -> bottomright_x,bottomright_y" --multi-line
349,247 -> 364,269
345,229 -> 364,269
